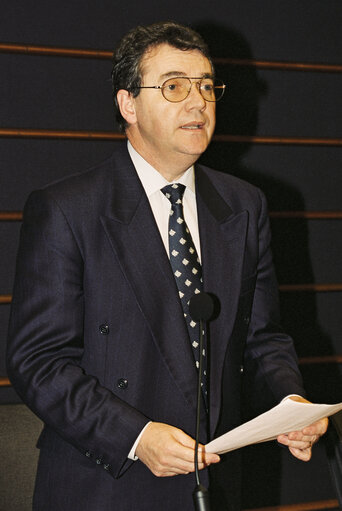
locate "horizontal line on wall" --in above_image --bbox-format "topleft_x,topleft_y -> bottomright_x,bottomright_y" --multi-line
299,355 -> 342,365
0,42 -> 113,59
2,211 -> 342,222
0,211 -> 23,221
245,499 -> 339,511
1,128 -> 342,146
0,295 -> 12,304
0,128 -> 126,140
215,58 -> 342,73
269,211 -> 342,219
279,284 -> 342,292
213,134 -> 342,146
0,43 -> 341,73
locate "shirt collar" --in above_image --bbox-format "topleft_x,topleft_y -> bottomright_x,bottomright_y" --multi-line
127,141 -> 195,198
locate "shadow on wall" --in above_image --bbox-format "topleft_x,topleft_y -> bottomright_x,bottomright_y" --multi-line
194,21 -> 340,508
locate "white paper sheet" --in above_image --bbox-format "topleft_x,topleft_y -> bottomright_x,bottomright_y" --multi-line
205,399 -> 342,455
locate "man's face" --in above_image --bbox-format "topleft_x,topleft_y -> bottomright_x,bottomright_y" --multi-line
124,44 -> 216,179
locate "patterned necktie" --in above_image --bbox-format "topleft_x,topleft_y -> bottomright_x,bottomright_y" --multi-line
161,183 -> 208,407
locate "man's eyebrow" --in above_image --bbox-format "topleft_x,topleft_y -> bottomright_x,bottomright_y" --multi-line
159,71 -> 214,80
159,71 -> 187,80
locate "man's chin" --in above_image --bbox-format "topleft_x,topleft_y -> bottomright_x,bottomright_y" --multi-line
179,139 -> 211,158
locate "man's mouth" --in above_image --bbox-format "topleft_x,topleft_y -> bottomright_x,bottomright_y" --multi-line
180,122 -> 204,130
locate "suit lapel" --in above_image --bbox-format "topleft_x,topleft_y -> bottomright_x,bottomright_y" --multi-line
100,149 -> 199,410
196,167 -> 248,435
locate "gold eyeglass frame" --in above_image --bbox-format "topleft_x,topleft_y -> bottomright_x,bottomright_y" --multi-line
137,76 -> 226,103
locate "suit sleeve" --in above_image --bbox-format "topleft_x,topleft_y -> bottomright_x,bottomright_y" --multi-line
6,189 -> 149,477
243,188 -> 305,415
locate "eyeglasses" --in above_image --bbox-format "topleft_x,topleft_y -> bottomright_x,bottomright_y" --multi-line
137,76 -> 226,103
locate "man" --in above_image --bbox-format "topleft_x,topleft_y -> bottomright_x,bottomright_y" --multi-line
7,22 -> 327,511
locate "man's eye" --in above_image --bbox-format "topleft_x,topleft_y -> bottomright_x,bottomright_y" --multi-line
202,83 -> 214,91
167,83 -> 178,91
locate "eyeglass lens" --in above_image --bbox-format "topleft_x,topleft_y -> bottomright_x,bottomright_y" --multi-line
162,77 -> 225,102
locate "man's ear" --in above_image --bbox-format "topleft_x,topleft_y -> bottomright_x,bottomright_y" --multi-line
116,90 -> 137,125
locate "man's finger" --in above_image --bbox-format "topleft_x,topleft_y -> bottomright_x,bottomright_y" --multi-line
289,446 -> 312,462
302,417 -> 329,437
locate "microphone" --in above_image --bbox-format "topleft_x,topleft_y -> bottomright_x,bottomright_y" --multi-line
189,292 -> 214,322
189,292 -> 214,511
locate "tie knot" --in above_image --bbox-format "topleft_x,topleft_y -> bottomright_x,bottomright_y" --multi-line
161,183 -> 186,206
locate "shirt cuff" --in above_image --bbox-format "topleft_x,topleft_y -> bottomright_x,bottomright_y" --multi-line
128,422 -> 152,461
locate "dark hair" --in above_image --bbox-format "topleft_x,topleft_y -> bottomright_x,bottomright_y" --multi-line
111,21 -> 213,130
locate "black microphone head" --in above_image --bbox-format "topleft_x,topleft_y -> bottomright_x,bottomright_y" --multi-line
189,292 -> 214,322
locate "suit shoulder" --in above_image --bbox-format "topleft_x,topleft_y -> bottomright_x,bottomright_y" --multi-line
25,144 -> 132,211
39,154 -> 115,198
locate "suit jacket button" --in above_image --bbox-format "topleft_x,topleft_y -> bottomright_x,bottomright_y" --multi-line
240,365 -> 244,373
96,458 -> 102,465
243,316 -> 250,325
85,450 -> 91,457
103,464 -> 110,471
117,378 -> 128,389
99,324 -> 109,335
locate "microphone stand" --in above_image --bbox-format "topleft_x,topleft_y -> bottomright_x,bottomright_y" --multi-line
193,317 -> 211,511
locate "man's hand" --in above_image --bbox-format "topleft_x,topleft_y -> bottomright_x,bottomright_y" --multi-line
277,396 -> 329,461
135,422 -> 220,477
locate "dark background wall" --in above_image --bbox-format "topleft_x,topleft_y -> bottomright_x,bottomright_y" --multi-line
1,1 -> 341,509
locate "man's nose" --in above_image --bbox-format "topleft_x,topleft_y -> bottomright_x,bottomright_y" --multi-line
185,82 -> 206,109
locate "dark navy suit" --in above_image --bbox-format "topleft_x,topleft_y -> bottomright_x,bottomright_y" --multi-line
7,144 -> 304,510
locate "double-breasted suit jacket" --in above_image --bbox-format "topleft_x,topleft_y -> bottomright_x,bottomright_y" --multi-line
7,144 -> 304,510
